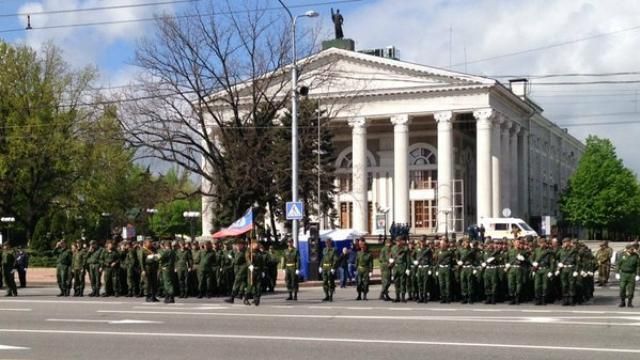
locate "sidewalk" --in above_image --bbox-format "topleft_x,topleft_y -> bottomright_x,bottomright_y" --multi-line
24,267 -> 382,288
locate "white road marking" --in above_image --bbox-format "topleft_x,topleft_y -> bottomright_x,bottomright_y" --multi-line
96,310 -> 640,327
0,329 -> 639,354
0,299 -> 125,305
0,344 -> 29,350
132,306 -> 228,311
47,319 -> 163,325
0,308 -> 31,312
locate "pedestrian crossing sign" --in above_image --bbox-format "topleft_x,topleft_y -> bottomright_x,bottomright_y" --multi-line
286,201 -> 304,220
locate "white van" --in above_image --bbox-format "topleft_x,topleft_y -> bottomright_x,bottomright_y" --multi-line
479,217 -> 538,239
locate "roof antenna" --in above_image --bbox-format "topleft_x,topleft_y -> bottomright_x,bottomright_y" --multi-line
26,15 -> 32,30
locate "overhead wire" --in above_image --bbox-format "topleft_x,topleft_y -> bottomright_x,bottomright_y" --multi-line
0,0 -> 365,34
0,0 -> 200,18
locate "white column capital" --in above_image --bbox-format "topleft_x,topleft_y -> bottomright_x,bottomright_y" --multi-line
348,117 -> 367,128
501,118 -> 513,132
473,108 -> 494,122
511,123 -> 521,135
434,111 -> 453,124
391,114 -> 410,126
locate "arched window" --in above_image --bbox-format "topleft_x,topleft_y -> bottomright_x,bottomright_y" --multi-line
334,147 -> 377,192
409,147 -> 437,165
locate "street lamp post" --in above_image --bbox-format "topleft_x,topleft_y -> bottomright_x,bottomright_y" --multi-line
183,211 -> 200,242
277,0 -> 319,250
146,208 -> 158,237
442,209 -> 452,239
1,217 -> 16,245
316,107 -> 322,230
101,212 -> 112,241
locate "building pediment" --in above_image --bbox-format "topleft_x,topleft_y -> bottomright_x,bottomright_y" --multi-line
298,47 -> 495,98
217,47 -> 496,105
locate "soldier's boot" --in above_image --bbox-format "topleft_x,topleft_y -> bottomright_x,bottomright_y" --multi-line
509,296 -> 516,305
356,292 -> 362,301
169,296 -> 175,304
329,291 -> 334,302
401,293 -> 406,303
224,296 -> 235,304
163,296 -> 170,304
363,292 -> 368,301
461,296 -> 468,304
562,296 -> 570,306
484,295 -> 491,305
151,296 -> 160,302
393,291 -> 400,303
534,297 -> 541,306
294,292 -> 298,301
286,292 -> 293,301
322,290 -> 330,302
469,296 -> 474,305
243,296 -> 251,306
627,299 -> 634,308
569,296 -> 576,306
619,297 -> 626,308
515,295 -> 520,305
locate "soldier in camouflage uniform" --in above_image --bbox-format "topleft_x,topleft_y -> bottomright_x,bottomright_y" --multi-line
458,239 -> 478,304
140,239 -> 160,302
54,240 -> 72,297
1,244 -> 17,296
436,238 -> 455,303
86,241 -> 103,297
556,238 -> 580,306
506,238 -> 529,305
378,238 -> 393,301
71,242 -> 87,297
123,241 -> 140,297
245,241 -> 265,306
159,240 -> 177,303
595,241 -> 613,286
282,239 -> 300,301
355,239 -> 373,301
531,238 -> 555,305
175,240 -> 193,298
616,244 -> 640,308
225,240 -> 248,304
416,237 -> 433,303
320,238 -> 339,302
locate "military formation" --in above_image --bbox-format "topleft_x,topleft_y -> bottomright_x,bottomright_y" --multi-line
369,236 -> 639,307
45,237 -> 280,306
1,235 -> 639,308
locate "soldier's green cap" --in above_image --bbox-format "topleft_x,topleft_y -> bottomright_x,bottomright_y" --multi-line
89,240 -> 97,245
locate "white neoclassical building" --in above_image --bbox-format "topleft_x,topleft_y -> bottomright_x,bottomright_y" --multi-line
201,46 -> 584,236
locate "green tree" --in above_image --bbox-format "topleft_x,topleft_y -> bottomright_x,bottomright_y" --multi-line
271,99 -> 336,231
560,136 -> 640,239
0,41 -> 95,245
149,198 -> 201,238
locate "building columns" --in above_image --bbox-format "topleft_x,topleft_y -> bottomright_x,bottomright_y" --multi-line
349,117 -> 368,234
519,128 -> 530,220
474,109 -> 493,223
510,124 -> 520,217
391,114 -> 410,224
501,119 -> 512,215
491,115 -> 502,217
435,111 -> 453,233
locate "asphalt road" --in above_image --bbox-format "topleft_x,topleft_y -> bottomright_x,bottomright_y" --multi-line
0,285 -> 639,360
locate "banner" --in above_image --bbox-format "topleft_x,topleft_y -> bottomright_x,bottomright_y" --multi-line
212,208 -> 253,238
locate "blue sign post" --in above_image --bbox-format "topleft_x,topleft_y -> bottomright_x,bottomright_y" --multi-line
285,202 -> 304,220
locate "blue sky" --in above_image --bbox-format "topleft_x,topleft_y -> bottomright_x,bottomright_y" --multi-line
2,0 -> 640,175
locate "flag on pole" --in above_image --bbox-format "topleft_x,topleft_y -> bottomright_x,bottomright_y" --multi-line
212,208 -> 253,238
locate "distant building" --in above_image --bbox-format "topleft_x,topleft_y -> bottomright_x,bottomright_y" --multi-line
202,46 -> 583,236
